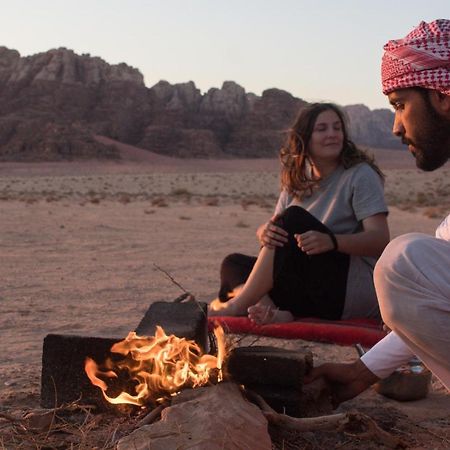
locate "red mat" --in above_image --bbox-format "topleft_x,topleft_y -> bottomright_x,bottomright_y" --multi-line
208,316 -> 386,347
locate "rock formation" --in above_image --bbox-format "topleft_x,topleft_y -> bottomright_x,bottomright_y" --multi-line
0,46 -> 400,161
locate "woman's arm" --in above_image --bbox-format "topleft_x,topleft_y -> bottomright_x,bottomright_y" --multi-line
335,213 -> 390,257
295,213 -> 390,257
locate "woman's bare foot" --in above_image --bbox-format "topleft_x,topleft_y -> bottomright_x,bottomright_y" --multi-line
208,294 -> 250,317
248,303 -> 294,324
208,285 -> 248,316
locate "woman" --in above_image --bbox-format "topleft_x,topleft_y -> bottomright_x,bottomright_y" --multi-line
209,103 -> 390,324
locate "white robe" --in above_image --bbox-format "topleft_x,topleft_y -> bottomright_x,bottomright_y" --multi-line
361,214 -> 450,390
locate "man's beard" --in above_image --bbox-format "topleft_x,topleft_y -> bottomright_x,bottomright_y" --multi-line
403,98 -> 450,171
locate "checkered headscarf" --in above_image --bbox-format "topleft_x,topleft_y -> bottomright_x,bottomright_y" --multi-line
381,19 -> 450,95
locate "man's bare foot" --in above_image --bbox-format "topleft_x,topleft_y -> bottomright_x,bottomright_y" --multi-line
248,303 -> 294,324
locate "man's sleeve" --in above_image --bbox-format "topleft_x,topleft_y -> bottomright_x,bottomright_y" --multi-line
360,331 -> 415,379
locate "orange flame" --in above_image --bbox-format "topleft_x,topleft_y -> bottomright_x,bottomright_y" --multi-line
85,325 -> 226,406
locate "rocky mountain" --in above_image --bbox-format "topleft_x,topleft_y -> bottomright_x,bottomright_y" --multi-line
0,46 -> 401,161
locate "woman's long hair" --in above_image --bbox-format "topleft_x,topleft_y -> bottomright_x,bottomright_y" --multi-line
280,103 -> 383,199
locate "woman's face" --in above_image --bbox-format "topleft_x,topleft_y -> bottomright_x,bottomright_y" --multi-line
307,109 -> 344,164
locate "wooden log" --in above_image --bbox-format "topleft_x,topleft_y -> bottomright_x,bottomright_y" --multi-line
225,346 -> 313,389
247,391 -> 406,448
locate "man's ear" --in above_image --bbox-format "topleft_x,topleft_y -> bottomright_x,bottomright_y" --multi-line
429,90 -> 450,116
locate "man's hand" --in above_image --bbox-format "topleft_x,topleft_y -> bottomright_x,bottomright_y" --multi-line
256,215 -> 288,249
304,360 -> 380,407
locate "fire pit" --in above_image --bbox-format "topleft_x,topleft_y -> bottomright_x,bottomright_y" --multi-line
37,298 -> 405,449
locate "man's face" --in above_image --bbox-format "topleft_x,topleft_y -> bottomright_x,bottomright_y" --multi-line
388,88 -> 450,171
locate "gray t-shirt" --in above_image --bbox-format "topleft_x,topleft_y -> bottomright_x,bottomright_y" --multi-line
274,163 -> 388,319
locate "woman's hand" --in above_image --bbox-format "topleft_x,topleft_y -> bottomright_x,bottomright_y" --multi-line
256,215 -> 288,249
295,230 -> 334,255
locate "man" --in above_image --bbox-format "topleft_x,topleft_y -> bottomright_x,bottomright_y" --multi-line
307,19 -> 450,404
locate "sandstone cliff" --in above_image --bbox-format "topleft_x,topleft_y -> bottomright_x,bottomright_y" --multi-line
0,46 -> 400,161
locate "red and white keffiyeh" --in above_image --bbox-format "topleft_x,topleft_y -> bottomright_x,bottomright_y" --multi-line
381,19 -> 450,95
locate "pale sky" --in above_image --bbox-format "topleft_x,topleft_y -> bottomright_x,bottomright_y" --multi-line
1,1 -> 448,110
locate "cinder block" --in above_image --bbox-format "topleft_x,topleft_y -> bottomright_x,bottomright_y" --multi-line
225,346 -> 313,389
135,301 -> 209,352
41,334 -> 123,409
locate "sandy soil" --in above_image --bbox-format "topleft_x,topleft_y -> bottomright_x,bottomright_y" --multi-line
0,147 -> 449,448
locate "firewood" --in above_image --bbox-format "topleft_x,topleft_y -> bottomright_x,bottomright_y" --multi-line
246,390 -> 406,449
135,404 -> 167,428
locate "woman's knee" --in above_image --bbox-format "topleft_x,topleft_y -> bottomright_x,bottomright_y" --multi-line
276,206 -> 327,234
220,253 -> 252,271
219,253 -> 256,300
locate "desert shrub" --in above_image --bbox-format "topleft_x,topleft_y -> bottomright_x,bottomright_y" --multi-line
152,197 -> 168,207
171,188 -> 192,196
423,207 -> 443,219
204,197 -> 219,206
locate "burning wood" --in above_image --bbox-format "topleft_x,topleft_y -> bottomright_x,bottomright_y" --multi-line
85,325 -> 226,407
40,300 -> 210,409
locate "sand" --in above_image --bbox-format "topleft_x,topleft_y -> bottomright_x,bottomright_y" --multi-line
0,145 -> 449,448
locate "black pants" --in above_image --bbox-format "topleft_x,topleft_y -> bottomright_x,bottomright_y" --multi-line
218,206 -> 350,320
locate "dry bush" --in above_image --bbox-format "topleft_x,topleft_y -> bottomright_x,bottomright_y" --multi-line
423,206 -> 446,219
151,197 -> 169,207
170,188 -> 192,197
45,195 -> 60,202
204,197 -> 219,207
118,193 -> 131,204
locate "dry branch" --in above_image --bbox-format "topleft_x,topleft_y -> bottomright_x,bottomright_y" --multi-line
135,404 -> 167,428
246,390 -> 406,449
153,263 -> 206,316
153,263 -> 188,293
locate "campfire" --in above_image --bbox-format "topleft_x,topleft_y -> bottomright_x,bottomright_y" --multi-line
30,298 -> 406,449
84,325 -> 226,407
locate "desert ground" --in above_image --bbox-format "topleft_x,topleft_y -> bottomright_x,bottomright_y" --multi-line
0,143 -> 449,449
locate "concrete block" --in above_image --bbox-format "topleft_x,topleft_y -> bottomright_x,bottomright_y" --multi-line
41,334 -> 122,409
225,346 -> 313,389
135,301 -> 209,352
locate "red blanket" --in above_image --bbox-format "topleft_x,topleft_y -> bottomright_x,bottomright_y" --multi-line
208,316 -> 386,347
